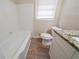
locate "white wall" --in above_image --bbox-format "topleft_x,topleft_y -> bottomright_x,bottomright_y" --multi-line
33,20 -> 56,36
59,0 -> 79,30
16,4 -> 34,32
0,0 -> 19,32
14,0 -> 34,4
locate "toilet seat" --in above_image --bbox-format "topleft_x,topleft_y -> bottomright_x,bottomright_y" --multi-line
40,33 -> 53,40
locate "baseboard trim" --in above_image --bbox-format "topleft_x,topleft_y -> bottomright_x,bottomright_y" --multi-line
32,36 -> 40,38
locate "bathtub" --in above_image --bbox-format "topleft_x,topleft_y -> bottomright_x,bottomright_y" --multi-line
0,31 -> 31,59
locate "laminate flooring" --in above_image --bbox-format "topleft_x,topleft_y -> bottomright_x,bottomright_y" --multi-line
26,38 -> 50,59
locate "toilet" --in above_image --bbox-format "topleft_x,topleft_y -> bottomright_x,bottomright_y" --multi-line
40,33 -> 53,46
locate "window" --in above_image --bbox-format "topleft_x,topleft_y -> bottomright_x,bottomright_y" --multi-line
36,0 -> 58,20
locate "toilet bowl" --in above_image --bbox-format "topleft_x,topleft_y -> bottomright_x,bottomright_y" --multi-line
40,33 -> 53,46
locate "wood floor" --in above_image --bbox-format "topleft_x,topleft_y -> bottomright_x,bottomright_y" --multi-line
26,38 -> 50,59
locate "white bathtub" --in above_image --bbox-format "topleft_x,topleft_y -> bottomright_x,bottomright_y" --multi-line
0,31 -> 31,59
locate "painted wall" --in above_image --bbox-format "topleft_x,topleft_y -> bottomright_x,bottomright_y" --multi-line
14,0 -> 34,4
59,0 -> 79,30
14,0 -> 79,37
33,20 -> 56,36
0,0 -> 19,33
14,0 -> 57,36
16,4 -> 34,32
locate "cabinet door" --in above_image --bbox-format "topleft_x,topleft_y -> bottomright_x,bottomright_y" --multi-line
55,33 -> 76,59
50,38 -> 68,59
52,30 -> 76,59
72,52 -> 79,59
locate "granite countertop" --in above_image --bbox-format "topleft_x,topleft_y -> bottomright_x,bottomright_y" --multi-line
52,26 -> 79,51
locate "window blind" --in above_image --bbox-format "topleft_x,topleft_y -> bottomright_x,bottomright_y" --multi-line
36,0 -> 57,20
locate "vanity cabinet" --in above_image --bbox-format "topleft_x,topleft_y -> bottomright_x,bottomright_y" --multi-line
49,30 -> 77,59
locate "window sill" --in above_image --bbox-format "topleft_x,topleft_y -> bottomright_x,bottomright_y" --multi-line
35,18 -> 55,20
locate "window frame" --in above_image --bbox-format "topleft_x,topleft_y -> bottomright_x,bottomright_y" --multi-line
35,0 -> 58,20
